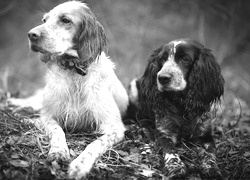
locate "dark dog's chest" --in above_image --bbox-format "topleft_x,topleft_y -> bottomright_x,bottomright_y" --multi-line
155,108 -> 212,143
136,91 -> 212,142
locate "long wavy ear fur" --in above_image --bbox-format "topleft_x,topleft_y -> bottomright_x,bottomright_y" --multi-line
75,7 -> 107,63
136,46 -> 168,120
140,46 -> 166,99
187,48 -> 224,113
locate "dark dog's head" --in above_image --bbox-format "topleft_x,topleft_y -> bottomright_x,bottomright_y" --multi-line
140,39 -> 224,114
27,1 -> 106,64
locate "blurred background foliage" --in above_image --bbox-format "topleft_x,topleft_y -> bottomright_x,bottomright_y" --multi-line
0,0 -> 249,104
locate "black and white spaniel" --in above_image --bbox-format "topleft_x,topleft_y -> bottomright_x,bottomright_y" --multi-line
128,39 -> 224,177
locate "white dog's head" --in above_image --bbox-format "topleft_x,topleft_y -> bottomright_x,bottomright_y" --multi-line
28,1 -> 106,63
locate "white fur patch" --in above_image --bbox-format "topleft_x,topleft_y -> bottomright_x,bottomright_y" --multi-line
157,58 -> 186,92
172,40 -> 187,54
156,39 -> 188,92
128,78 -> 138,105
42,52 -> 128,178
164,153 -> 181,163
8,89 -> 43,110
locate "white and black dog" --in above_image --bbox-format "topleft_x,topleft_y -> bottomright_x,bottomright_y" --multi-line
128,39 -> 224,177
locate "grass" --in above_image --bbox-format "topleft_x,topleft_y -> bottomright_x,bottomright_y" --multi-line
0,88 -> 250,180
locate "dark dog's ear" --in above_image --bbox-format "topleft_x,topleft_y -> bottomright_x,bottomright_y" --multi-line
188,48 -> 224,111
134,46 -> 165,120
75,10 -> 107,63
140,46 -> 166,97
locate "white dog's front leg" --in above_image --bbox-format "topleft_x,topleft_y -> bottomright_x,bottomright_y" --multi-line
68,124 -> 125,179
68,87 -> 127,179
43,117 -> 70,172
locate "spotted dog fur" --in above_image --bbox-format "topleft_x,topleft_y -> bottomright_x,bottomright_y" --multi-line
128,39 -> 224,177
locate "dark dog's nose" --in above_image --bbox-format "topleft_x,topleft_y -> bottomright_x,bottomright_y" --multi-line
28,30 -> 41,41
158,74 -> 172,85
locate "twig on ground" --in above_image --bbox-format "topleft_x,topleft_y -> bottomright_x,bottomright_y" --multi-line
0,109 -> 20,122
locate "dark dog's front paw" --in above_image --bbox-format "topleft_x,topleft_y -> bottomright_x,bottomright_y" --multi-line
162,153 -> 186,177
201,153 -> 221,178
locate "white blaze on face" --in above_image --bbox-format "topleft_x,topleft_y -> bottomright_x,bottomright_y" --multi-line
157,40 -> 187,92
172,40 -> 187,54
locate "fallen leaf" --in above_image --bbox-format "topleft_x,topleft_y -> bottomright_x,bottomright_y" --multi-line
244,152 -> 250,157
116,150 -> 129,157
11,154 -> 20,159
9,160 -> 30,168
6,135 -> 20,145
123,153 -> 140,163
139,169 -> 155,177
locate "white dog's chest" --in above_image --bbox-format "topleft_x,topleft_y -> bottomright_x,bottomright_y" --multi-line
40,54 -> 128,133
42,65 -> 103,132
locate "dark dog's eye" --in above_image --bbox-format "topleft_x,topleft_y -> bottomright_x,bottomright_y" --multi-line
61,17 -> 71,24
181,57 -> 190,62
42,18 -> 46,23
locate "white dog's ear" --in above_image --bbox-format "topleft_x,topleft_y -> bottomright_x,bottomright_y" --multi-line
75,10 -> 107,62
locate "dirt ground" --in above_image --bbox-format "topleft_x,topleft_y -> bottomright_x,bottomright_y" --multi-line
0,90 -> 250,180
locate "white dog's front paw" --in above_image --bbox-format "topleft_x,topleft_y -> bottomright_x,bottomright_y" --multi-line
68,157 -> 93,180
47,147 -> 70,178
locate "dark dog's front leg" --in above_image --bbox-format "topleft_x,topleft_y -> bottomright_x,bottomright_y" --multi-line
195,124 -> 221,178
155,119 -> 186,177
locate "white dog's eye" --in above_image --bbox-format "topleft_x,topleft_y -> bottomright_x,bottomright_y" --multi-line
61,17 -> 71,24
42,18 -> 46,23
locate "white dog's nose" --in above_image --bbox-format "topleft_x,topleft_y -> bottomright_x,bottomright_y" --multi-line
28,28 -> 41,41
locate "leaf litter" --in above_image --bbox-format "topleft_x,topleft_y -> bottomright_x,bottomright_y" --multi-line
0,90 -> 250,179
